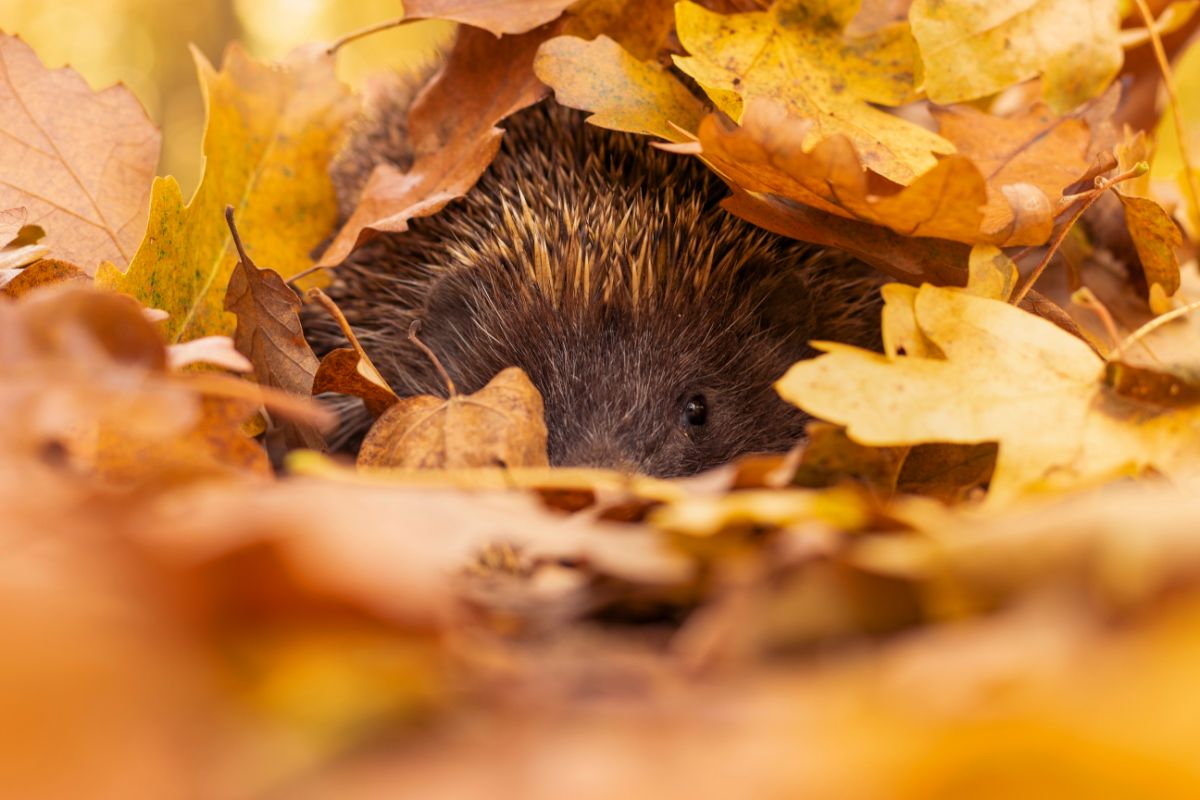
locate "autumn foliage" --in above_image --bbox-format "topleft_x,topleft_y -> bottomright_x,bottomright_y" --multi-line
4,0 -> 1200,796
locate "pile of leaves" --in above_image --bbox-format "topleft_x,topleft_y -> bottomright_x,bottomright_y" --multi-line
4,0 -> 1200,796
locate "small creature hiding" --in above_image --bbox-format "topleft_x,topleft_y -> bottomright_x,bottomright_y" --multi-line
306,84 -> 883,477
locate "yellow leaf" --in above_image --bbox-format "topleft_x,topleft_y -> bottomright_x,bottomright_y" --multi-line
777,286 -> 1200,502
910,0 -> 1123,112
1151,35 -> 1200,238
96,45 -> 356,343
534,35 -> 706,142
673,0 -> 952,184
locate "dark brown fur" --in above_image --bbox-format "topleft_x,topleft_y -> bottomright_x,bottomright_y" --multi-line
306,81 -> 883,477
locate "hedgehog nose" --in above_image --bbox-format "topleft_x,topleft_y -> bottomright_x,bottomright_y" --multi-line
553,435 -> 641,475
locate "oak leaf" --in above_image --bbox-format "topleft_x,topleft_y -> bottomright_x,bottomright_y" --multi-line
777,285 -> 1200,502
317,25 -> 552,267
673,0 -> 952,184
358,366 -> 550,470
0,35 -> 159,271
0,258 -> 88,299
910,0 -> 1123,112
97,44 -> 356,343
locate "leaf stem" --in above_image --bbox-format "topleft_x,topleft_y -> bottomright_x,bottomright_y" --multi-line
224,205 -> 256,270
1011,163 -> 1149,306
408,320 -> 457,397
1115,297 -> 1200,358
305,287 -> 375,369
326,17 -> 415,54
1132,0 -> 1200,226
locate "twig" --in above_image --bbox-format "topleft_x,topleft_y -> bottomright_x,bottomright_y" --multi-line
1115,298 -> 1200,359
326,17 -> 415,54
408,320 -> 457,396
1011,163 -> 1148,306
1132,0 -> 1200,224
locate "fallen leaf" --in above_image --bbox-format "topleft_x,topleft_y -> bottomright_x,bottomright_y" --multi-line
534,35 -> 705,141
673,0 -> 952,184
777,285 -> 1200,502
223,208 -> 326,450
561,0 -> 678,61
97,44 -> 356,342
358,366 -> 549,469
402,0 -> 577,35
910,0 -> 1123,112
308,287 -> 400,417
0,35 -> 160,271
0,207 -> 26,245
1114,131 -> 1184,297
318,25 -> 553,267
0,258 -> 88,298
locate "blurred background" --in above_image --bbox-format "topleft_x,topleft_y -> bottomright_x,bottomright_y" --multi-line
0,0 -> 454,193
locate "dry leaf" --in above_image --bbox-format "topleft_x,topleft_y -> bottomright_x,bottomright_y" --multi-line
1151,35 -> 1200,236
97,44 -> 356,342
674,0 -> 951,184
1114,130 -> 1184,296
534,35 -> 705,142
223,209 -> 326,450
777,285 -> 1200,502
358,366 -> 549,469
318,25 -> 553,267
313,348 -> 400,418
561,0 -> 679,61
910,0 -> 1123,112
0,35 -> 159,271
165,335 -> 253,372
402,0 -> 577,35
0,258 -> 88,299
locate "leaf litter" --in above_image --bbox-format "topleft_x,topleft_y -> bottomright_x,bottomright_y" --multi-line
3,2 -> 1200,796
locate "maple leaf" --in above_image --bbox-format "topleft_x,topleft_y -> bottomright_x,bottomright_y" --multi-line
222,208 -> 326,451
777,286 -> 1200,502
673,0 -> 952,184
317,25 -> 553,268
534,35 -> 706,142
0,35 -> 159,271
96,44 -> 356,343
910,0 -> 1123,112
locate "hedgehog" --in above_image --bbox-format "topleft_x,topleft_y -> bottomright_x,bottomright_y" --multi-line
305,81 -> 884,478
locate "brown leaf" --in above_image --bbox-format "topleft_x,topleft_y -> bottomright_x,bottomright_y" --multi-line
358,367 -> 549,469
223,209 -> 325,450
0,258 -> 88,299
0,35 -> 159,271
561,0 -> 679,61
1114,129 -> 1184,296
313,348 -> 400,418
720,187 -> 972,286
402,0 -> 577,35
318,25 -> 555,267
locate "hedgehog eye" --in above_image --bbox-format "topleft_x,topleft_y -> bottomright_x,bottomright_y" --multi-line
683,394 -> 708,426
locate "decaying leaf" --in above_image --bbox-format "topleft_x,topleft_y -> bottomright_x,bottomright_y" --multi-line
674,0 -> 951,184
0,35 -> 160,271
358,363 -> 550,470
223,208 -> 326,450
777,286 -> 1200,502
318,25 -> 553,267
910,0 -> 1123,112
97,44 -> 356,342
